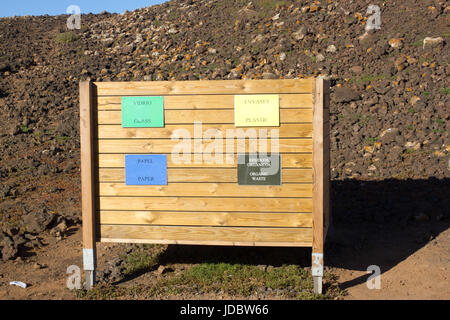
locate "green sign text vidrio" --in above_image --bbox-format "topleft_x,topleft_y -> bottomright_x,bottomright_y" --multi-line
121,96 -> 164,128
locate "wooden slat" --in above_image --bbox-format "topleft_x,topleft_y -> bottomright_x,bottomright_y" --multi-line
80,81 -> 97,250
98,197 -> 312,212
100,225 -> 313,245
97,94 -> 313,110
96,109 -> 312,124
100,238 -> 311,246
99,211 -> 312,227
94,79 -> 314,96
97,153 -> 313,168
98,168 -> 313,183
98,183 -> 312,197
97,138 -> 312,153
97,123 -> 313,139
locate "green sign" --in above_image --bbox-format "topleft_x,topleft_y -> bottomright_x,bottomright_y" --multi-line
237,153 -> 281,186
121,96 -> 164,128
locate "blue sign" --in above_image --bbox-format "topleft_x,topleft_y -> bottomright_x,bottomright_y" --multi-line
125,155 -> 168,185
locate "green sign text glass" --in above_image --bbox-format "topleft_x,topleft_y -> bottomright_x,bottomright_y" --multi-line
121,96 -> 164,128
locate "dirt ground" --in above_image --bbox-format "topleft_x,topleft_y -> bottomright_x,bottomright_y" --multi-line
0,222 -> 448,300
332,227 -> 450,300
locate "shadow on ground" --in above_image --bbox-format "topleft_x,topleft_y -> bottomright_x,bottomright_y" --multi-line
123,178 -> 450,291
325,178 -> 449,289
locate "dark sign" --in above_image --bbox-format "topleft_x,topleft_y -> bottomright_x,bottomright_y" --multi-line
237,153 -> 281,186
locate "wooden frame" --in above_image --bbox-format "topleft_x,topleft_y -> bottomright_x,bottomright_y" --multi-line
79,81 -> 97,288
79,78 -> 330,292
312,78 -> 331,293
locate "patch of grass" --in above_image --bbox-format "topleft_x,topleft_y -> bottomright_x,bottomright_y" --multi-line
167,10 -> 180,20
19,125 -> 30,133
358,114 -> 372,126
442,88 -> 450,95
77,263 -> 344,300
152,20 -> 162,28
121,245 -> 162,276
365,137 -> 378,145
406,124 -> 414,130
419,57 -> 431,64
422,91 -> 431,96
407,107 -> 415,114
56,31 -> 79,43
436,118 -> 445,125
200,63 -> 218,73
258,0 -> 288,10
76,244 -> 345,300
413,39 -> 423,47
75,284 -> 143,300
349,74 -> 395,84
158,263 -> 342,299
55,135 -> 70,143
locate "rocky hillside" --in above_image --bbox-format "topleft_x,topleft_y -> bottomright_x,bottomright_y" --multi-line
0,0 -> 449,261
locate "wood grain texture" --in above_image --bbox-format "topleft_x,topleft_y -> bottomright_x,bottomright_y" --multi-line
84,79 -> 326,247
98,197 -> 313,212
96,109 -> 312,125
97,123 -> 313,139
97,94 -> 313,110
312,78 -> 330,254
98,168 -> 313,183
95,79 -> 314,96
97,153 -> 313,168
312,78 -> 323,253
323,93 -> 331,239
100,225 -> 313,245
99,182 -> 312,197
97,138 -> 312,153
80,81 -> 97,249
99,211 -> 312,227
100,238 -> 312,246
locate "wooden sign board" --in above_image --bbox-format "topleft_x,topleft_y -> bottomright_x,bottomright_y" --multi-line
79,79 -> 330,293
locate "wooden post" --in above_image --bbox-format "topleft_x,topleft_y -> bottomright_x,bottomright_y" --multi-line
312,78 -> 329,294
80,81 -> 97,289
